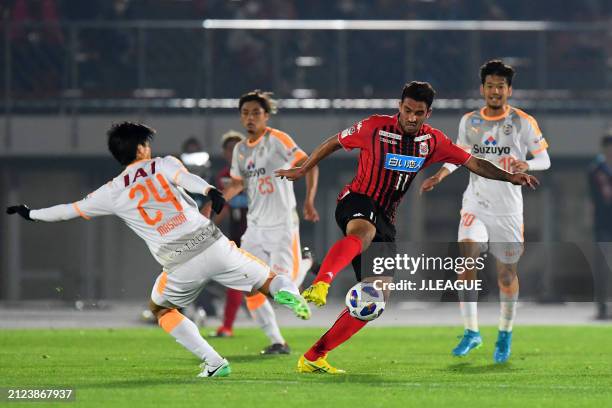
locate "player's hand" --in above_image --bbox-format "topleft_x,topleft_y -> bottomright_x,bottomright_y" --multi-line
6,204 -> 33,221
419,175 -> 442,194
275,167 -> 306,181
303,200 -> 320,222
511,160 -> 529,173
207,188 -> 226,214
508,173 -> 539,190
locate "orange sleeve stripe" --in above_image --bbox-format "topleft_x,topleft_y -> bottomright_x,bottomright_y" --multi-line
291,233 -> 300,281
173,168 -> 187,184
156,272 -> 168,295
158,308 -> 185,333
246,292 -> 267,311
531,146 -> 547,155
72,202 -> 91,220
269,129 -> 298,150
514,108 -> 543,135
290,151 -> 308,167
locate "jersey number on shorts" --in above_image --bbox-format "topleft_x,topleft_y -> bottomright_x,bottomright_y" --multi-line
129,174 -> 183,226
461,212 -> 476,227
258,176 -> 275,195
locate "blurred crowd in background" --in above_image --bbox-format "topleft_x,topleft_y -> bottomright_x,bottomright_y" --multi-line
1,0 -> 611,101
3,0 -> 612,22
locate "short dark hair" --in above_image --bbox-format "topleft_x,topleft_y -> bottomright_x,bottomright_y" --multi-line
238,89 -> 277,114
480,59 -> 515,86
401,81 -> 435,109
107,122 -> 155,165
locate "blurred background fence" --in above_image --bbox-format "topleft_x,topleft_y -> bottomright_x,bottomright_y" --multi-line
1,0 -> 611,305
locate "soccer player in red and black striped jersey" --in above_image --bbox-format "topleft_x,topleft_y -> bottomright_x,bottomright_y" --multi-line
276,81 -> 539,374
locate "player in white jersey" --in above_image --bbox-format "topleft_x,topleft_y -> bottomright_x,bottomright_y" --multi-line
221,90 -> 320,355
6,122 -> 311,377
420,60 -> 550,363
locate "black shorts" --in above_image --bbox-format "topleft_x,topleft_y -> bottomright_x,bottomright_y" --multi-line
335,191 -> 396,281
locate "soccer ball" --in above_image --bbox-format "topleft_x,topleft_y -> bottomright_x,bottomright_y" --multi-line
345,281 -> 385,321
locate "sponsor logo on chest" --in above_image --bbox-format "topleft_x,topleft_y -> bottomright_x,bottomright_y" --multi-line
245,159 -> 266,178
384,153 -> 425,173
472,135 -> 511,155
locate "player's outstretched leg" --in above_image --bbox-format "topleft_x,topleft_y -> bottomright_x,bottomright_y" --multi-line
261,273 -> 312,320
303,219 -> 374,306
302,236 -> 362,307
150,301 -> 231,378
297,308 -> 368,374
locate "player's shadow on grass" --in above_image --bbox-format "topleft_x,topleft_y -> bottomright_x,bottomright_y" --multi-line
445,362 -> 519,374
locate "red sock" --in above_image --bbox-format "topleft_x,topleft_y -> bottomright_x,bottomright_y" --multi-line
222,288 -> 243,330
304,308 -> 367,361
314,235 -> 362,284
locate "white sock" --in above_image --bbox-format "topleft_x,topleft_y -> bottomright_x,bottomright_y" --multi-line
269,274 -> 299,296
251,299 -> 285,345
459,301 -> 479,332
458,287 -> 479,332
163,313 -> 224,365
499,290 -> 518,332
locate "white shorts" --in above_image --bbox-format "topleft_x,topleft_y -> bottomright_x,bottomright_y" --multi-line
457,209 -> 524,264
150,236 -> 269,308
241,223 -> 305,286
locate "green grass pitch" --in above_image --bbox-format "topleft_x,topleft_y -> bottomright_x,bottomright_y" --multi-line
1,326 -> 611,407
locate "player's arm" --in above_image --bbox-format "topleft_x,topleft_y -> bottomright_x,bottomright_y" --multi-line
420,116 -> 470,193
221,178 -> 245,202
7,184 -> 114,222
294,156 -> 320,222
164,156 -> 225,214
464,156 -> 539,189
511,150 -> 551,172
275,135 -> 342,181
512,113 -> 551,172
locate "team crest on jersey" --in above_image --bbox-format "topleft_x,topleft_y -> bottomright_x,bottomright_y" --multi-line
419,141 -> 429,156
502,123 -> 513,135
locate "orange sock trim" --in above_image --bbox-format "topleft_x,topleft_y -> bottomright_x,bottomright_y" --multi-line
246,292 -> 267,311
158,309 -> 185,333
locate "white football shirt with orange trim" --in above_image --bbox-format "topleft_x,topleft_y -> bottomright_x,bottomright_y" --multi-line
230,127 -> 307,228
456,105 -> 549,216
30,156 -> 222,270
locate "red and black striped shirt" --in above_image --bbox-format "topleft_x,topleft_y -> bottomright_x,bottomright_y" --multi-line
336,114 -> 471,223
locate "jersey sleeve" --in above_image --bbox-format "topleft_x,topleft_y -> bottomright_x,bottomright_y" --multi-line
429,131 -> 472,166
271,131 -> 308,166
456,113 -> 472,150
161,155 -> 212,195
520,114 -> 548,155
31,183 -> 114,222
336,117 -> 371,151
229,144 -> 244,180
